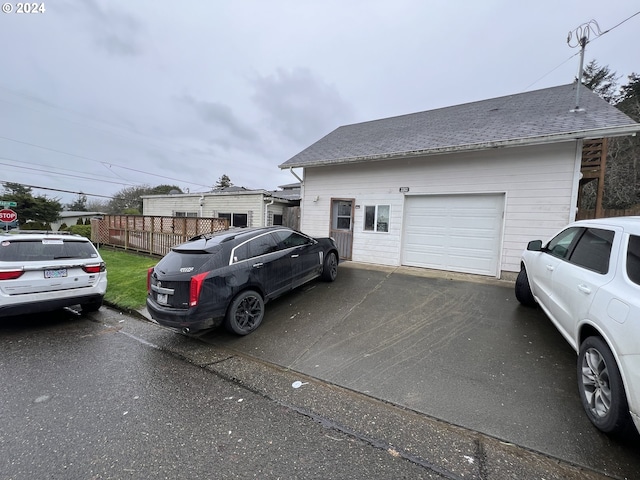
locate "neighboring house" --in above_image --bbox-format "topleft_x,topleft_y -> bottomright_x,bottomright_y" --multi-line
51,211 -> 105,231
141,186 -> 300,228
279,83 -> 640,279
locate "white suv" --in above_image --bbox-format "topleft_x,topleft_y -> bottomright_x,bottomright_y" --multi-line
516,217 -> 640,435
0,231 -> 107,316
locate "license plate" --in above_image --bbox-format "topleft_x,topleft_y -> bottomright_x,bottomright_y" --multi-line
156,293 -> 168,305
45,269 -> 67,278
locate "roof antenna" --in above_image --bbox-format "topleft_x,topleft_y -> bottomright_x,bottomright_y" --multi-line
567,20 -> 602,112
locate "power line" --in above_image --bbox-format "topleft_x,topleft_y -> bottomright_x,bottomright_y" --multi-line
595,10 -> 640,38
0,159 -> 139,187
0,180 -> 115,199
521,10 -> 640,93
521,52 -> 580,93
0,134 -> 214,189
0,82 -> 216,170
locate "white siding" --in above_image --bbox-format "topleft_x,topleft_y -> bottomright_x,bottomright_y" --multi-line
143,194 -> 270,227
143,197 -> 200,216
266,203 -> 286,226
300,142 -> 579,275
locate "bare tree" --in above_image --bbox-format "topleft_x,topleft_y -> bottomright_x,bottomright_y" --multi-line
582,65 -> 640,210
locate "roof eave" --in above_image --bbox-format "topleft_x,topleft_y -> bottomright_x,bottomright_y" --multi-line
279,124 -> 640,169
141,190 -> 271,199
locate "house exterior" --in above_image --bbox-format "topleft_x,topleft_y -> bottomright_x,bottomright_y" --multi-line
141,186 -> 300,228
279,83 -> 640,279
51,211 -> 106,231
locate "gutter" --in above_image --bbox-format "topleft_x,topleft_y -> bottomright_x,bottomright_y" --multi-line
279,124 -> 640,169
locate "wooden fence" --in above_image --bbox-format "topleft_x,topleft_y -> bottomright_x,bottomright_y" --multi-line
92,215 -> 229,257
576,207 -> 640,221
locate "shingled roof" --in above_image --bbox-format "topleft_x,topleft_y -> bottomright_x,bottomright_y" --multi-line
280,83 -> 640,169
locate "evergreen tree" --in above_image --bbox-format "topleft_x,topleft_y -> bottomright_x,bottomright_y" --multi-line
214,175 -> 233,189
1,182 -> 62,225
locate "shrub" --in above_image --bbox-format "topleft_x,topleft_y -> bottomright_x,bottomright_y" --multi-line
20,221 -> 47,230
68,224 -> 91,238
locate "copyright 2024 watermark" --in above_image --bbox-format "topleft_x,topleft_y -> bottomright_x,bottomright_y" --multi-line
2,2 -> 46,14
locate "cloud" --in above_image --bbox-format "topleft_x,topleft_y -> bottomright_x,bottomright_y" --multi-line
177,94 -> 262,151
63,0 -> 144,56
251,68 -> 355,144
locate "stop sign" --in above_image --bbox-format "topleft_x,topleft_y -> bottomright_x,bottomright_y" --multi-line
0,209 -> 17,223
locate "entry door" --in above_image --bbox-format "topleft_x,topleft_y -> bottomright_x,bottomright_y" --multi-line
330,199 -> 354,260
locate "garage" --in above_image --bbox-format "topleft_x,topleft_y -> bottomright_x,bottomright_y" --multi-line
401,194 -> 505,276
281,84 -> 640,275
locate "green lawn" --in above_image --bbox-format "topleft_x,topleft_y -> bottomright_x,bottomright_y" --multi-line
99,247 -> 158,310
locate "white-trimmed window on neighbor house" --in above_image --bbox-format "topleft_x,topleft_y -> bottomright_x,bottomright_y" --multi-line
364,205 -> 390,232
219,213 -> 248,228
174,211 -> 198,217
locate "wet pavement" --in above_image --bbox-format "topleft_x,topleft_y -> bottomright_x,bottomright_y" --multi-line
159,262 -> 640,479
1,311 -> 447,479
4,261 -> 639,478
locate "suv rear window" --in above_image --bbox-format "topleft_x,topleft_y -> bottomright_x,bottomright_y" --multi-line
569,228 -> 614,274
0,238 -> 98,262
627,235 -> 640,285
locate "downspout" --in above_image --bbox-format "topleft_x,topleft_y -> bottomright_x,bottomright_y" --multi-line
264,194 -> 275,226
288,167 -> 303,184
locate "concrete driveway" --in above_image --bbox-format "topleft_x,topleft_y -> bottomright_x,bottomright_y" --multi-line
193,262 -> 640,478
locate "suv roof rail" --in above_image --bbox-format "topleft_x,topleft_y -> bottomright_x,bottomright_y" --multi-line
1,230 -> 79,236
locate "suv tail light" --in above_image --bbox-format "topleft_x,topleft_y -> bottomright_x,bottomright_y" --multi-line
82,263 -> 106,274
0,269 -> 25,280
189,272 -> 208,307
147,267 -> 154,293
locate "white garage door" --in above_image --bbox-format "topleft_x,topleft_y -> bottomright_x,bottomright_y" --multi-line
402,194 -> 504,276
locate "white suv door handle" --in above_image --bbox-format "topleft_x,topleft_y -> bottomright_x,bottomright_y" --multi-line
546,265 -> 555,271
577,284 -> 591,294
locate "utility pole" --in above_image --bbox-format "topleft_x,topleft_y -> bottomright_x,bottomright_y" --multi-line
567,20 -> 603,112
568,19 -> 607,219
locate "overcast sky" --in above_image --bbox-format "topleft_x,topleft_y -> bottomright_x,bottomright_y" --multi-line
1,0 -> 638,206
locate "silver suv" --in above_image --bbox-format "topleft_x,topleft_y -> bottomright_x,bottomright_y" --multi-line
0,231 -> 107,316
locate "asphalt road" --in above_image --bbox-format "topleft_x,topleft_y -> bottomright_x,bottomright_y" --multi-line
1,310 -> 442,480
0,304 -> 630,479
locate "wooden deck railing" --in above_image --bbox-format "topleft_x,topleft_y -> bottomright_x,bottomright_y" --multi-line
91,215 -> 229,256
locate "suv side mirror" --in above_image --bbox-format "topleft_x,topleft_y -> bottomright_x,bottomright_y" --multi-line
527,240 -> 543,251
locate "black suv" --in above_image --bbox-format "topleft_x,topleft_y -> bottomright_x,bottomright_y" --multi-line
147,227 -> 339,335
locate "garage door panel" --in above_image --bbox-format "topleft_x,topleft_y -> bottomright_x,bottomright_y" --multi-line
402,194 -> 504,276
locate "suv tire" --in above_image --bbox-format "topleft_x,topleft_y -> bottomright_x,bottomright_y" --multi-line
578,336 -> 631,434
515,268 -> 536,307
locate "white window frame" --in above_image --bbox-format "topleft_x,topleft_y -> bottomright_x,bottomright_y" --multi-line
174,211 -> 198,217
364,204 -> 390,233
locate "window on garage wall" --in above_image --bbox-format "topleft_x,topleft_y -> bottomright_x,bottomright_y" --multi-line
364,205 -> 390,232
174,211 -> 198,217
